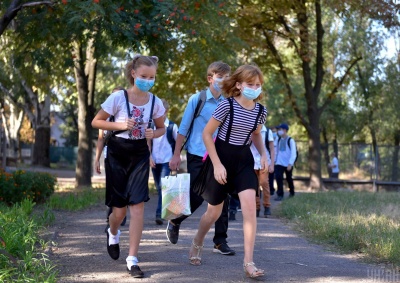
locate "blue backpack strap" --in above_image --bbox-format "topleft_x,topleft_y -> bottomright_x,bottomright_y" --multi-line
181,89 -> 207,151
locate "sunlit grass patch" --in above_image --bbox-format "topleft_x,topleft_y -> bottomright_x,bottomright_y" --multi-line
47,187 -> 105,211
279,191 -> 400,266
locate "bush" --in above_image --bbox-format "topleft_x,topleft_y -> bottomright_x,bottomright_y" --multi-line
0,170 -> 56,205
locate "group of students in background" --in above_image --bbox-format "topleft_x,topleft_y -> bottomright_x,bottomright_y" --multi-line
92,57 -> 337,279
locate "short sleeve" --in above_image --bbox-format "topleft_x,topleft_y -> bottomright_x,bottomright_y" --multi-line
212,99 -> 230,122
258,104 -> 267,125
267,127 -> 274,142
101,90 -> 124,116
152,95 -> 165,119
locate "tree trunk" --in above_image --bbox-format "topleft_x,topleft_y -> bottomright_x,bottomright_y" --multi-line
333,135 -> 338,157
73,39 -> 97,188
32,125 -> 50,166
308,113 -> 324,190
32,95 -> 51,166
0,102 -> 6,169
19,74 -> 51,167
321,127 -> 331,177
7,101 -> 24,161
392,131 -> 400,182
369,126 -> 380,180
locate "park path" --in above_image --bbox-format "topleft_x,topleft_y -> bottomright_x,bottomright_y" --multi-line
46,188 -> 389,283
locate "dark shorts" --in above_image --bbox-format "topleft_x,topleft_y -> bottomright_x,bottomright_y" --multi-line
194,138 -> 258,205
105,136 -> 150,208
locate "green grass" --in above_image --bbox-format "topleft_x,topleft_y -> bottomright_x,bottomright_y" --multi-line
47,187 -> 105,211
278,191 -> 400,266
0,199 -> 57,283
48,183 -> 156,211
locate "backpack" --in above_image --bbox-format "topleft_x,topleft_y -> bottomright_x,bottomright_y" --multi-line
181,89 -> 207,150
166,121 -> 176,154
278,136 -> 298,166
264,127 -> 271,155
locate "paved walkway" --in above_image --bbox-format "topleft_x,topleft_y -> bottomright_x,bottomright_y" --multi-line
46,188 -> 390,283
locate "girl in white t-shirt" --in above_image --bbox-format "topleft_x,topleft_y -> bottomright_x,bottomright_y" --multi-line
92,55 -> 165,278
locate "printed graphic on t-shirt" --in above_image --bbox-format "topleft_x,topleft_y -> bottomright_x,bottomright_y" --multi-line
128,106 -> 146,140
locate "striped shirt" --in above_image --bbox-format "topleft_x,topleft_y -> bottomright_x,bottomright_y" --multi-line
213,98 -> 267,145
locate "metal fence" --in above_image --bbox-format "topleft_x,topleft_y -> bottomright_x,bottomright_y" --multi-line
294,142 -> 400,182
2,143 -> 399,182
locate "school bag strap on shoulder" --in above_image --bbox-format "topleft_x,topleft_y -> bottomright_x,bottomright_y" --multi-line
243,103 -> 264,145
264,127 -> 271,154
104,89 -> 131,144
147,93 -> 156,128
166,121 -> 176,153
181,89 -> 207,151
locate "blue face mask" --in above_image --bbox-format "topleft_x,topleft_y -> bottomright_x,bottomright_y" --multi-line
273,132 -> 277,139
242,86 -> 262,100
213,77 -> 223,93
135,78 -> 155,92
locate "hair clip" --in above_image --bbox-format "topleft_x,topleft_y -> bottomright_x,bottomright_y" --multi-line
132,54 -> 142,61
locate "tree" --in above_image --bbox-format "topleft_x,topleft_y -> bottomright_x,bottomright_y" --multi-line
10,0 -> 235,187
230,0 -> 398,189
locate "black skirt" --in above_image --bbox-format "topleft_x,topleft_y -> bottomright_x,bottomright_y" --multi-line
105,136 -> 150,207
192,138 -> 258,205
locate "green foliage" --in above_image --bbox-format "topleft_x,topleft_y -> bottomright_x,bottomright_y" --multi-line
280,191 -> 400,266
0,199 -> 57,283
0,170 -> 56,205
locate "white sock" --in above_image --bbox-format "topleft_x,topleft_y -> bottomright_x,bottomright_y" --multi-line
107,228 -> 120,245
126,256 -> 139,270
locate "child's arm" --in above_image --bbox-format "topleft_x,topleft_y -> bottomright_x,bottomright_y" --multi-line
145,116 -> 165,139
251,125 -> 268,172
94,129 -> 105,174
202,117 -> 226,184
269,140 -> 275,172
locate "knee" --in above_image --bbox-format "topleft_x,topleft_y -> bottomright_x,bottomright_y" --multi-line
204,208 -> 222,222
112,208 -> 126,221
129,203 -> 145,216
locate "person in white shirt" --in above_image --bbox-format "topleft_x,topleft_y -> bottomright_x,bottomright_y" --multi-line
328,152 -> 340,178
250,125 -> 275,217
94,86 -> 127,228
268,126 -> 278,196
150,99 -> 178,225
92,55 -> 165,278
274,123 -> 297,200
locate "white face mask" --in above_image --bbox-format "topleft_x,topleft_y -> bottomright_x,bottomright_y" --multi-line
213,77 -> 223,93
278,130 -> 284,136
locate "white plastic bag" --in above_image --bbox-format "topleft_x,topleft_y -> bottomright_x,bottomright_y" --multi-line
161,173 -> 191,220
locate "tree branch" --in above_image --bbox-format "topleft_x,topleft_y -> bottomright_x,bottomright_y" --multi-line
319,57 -> 362,115
262,28 -> 309,130
296,1 -> 314,103
0,0 -> 53,36
313,0 -> 325,95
